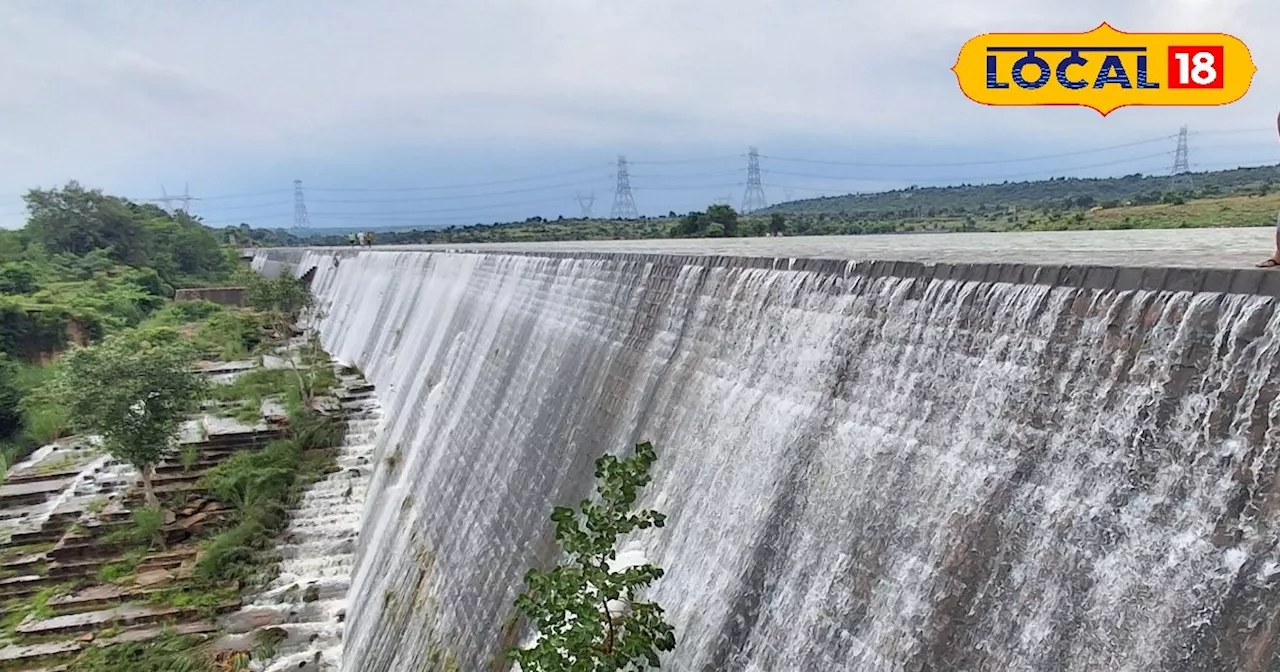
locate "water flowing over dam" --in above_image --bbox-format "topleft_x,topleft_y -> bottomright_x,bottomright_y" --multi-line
255,231 -> 1280,671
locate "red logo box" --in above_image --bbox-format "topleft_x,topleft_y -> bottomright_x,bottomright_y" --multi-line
1167,46 -> 1224,88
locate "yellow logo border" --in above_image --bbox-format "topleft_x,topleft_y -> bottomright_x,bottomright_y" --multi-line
950,22 -> 1257,116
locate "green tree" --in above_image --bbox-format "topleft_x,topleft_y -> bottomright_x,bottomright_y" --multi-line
768,213 -> 786,235
0,262 -> 38,294
24,182 -> 150,265
705,205 -> 738,235
509,441 -> 675,671
243,271 -> 326,403
48,334 -> 207,506
244,273 -> 314,336
141,210 -> 229,282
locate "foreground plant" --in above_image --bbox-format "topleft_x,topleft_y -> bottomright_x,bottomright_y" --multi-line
509,441 -> 676,671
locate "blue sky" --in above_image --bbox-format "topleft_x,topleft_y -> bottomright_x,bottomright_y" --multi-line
0,0 -> 1276,230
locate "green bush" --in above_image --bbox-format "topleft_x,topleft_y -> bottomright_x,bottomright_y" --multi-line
0,355 -> 20,438
195,410 -> 343,584
193,310 -> 266,359
195,438 -> 302,583
0,262 -> 38,294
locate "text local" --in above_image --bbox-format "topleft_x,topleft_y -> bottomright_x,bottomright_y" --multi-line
986,47 -> 1159,90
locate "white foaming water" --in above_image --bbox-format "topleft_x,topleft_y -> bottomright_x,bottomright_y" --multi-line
238,391 -> 381,672
0,438 -> 127,544
266,249 -> 1280,672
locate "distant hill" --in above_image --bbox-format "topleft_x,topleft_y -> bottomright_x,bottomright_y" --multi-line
760,164 -> 1280,218
220,162 -> 1280,246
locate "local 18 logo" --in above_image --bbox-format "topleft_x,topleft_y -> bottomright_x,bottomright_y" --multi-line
951,22 -> 1256,115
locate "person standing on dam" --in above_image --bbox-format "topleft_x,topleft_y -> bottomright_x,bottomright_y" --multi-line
1257,211 -> 1280,268
1264,111 -> 1280,268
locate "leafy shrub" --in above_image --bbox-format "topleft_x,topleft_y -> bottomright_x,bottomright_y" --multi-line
0,355 -> 20,438
104,506 -> 167,549
510,442 -> 675,671
195,438 -> 302,583
0,262 -> 38,294
193,310 -> 266,359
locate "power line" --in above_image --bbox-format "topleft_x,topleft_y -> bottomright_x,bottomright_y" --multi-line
52,157 -> 1280,231
627,155 -> 743,165
307,164 -> 613,192
760,135 -> 1178,168
9,126 -> 1277,230
628,169 -> 743,180
757,128 -> 1275,169
762,150 -> 1181,183
305,179 -> 610,204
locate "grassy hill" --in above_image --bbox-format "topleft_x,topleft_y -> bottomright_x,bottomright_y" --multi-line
221,162 -> 1280,246
759,164 -> 1280,220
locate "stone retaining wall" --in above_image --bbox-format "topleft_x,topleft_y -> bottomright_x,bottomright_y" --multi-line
173,287 -> 247,306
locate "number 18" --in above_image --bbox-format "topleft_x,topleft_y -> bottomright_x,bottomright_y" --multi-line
1168,46 -> 1224,89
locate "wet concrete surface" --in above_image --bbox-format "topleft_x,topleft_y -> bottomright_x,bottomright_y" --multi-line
328,227 -> 1277,269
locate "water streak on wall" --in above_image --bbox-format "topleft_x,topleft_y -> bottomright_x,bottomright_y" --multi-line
265,249 -> 1280,672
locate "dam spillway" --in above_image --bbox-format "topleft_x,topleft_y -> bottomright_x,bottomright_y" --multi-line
256,228 -> 1280,671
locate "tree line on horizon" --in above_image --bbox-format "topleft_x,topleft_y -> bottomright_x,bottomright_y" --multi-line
212,161 -> 1280,247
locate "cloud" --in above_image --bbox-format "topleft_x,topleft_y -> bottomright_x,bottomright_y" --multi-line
0,0 -> 1275,227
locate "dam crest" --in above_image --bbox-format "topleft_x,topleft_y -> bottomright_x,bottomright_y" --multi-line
254,237 -> 1280,672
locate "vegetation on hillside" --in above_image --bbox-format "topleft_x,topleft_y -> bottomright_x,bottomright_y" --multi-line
216,162 -> 1280,246
0,182 -> 235,461
0,181 -> 352,669
509,441 -> 675,671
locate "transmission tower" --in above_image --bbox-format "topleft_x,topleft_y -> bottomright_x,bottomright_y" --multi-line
159,186 -> 173,210
741,147 -> 768,213
293,180 -> 311,229
782,188 -> 795,201
178,183 -> 192,213
610,156 -> 638,219
1171,125 -> 1193,190
576,191 -> 596,219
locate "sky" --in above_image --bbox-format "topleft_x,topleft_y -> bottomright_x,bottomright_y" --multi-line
0,0 -> 1277,231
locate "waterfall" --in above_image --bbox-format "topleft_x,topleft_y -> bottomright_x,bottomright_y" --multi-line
234,390 -> 381,672
272,248 -> 1280,671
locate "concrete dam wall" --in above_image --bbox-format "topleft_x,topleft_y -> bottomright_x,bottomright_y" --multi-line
256,241 -> 1280,671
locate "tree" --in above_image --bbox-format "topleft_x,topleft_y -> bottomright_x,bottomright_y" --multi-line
768,214 -> 786,235
242,271 -> 328,404
244,273 -> 314,339
0,262 -> 38,294
705,204 -> 739,237
24,182 -> 150,265
49,334 -> 206,507
509,441 -> 676,671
